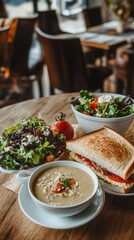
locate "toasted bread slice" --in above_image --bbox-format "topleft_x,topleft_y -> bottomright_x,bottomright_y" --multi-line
66,126 -> 134,180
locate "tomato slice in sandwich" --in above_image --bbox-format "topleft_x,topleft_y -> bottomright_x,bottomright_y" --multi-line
76,154 -> 134,184
108,173 -> 134,183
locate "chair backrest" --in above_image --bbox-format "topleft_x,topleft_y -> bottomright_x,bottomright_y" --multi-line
0,25 -> 10,67
36,27 -> 89,94
38,10 -> 63,35
0,1 -> 8,18
126,48 -> 134,98
10,15 -> 38,75
82,6 -> 102,29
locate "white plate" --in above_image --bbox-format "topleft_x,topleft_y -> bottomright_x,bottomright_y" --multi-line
0,165 -> 39,174
18,183 -> 105,229
104,187 -> 134,196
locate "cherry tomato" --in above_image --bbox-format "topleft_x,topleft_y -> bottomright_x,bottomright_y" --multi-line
83,111 -> 90,115
50,112 -> 74,140
94,97 -> 98,102
89,102 -> 97,109
45,154 -> 55,162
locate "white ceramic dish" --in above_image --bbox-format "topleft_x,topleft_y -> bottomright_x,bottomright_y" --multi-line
104,187 -> 134,196
0,153 -> 64,174
71,93 -> 134,134
16,160 -> 99,217
18,183 -> 105,229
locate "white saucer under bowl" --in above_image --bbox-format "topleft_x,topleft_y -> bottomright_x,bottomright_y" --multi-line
18,183 -> 105,229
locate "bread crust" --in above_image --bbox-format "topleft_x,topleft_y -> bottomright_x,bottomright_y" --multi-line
67,127 -> 134,180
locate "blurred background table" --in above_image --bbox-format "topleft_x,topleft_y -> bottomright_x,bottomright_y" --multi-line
1,1 -> 134,109
0,93 -> 134,240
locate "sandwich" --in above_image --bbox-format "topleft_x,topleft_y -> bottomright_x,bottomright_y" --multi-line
66,126 -> 134,194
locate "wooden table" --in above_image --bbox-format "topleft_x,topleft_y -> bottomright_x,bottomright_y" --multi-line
79,20 -> 134,50
78,21 -> 134,96
79,32 -> 127,51
0,93 -> 134,240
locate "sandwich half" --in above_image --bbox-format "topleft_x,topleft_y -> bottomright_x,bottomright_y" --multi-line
66,126 -> 134,194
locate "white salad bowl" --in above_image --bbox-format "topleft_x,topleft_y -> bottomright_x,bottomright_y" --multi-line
71,93 -> 134,134
16,160 -> 99,217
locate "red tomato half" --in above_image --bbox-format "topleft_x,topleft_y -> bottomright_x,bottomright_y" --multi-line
50,120 -> 74,140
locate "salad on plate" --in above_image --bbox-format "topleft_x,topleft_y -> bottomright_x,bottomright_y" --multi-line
71,90 -> 134,118
0,116 -> 66,171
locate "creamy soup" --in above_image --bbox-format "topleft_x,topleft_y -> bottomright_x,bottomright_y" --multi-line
32,166 -> 95,206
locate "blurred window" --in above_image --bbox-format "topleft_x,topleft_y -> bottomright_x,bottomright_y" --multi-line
58,0 -> 89,16
4,0 -> 30,4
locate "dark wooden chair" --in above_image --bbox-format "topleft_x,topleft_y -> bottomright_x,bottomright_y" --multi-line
37,10 -> 67,35
82,6 -> 115,68
126,49 -> 134,98
0,16 -> 44,108
116,47 -> 134,98
82,6 -> 102,29
0,25 -> 10,72
0,0 -> 8,18
36,27 -> 111,95
0,25 -> 15,107
9,15 -> 44,98
108,42 -> 134,97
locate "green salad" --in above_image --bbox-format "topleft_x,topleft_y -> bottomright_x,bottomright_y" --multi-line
0,116 -> 66,170
71,90 -> 134,118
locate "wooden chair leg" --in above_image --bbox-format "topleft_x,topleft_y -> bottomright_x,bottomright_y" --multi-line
126,50 -> 134,98
36,68 -> 44,97
50,86 -> 54,95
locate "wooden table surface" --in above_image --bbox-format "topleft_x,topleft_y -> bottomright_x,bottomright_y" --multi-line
79,20 -> 134,50
80,34 -> 127,51
0,93 -> 134,240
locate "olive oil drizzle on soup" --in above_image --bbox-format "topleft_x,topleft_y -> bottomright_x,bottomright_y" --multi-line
33,166 -> 95,206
